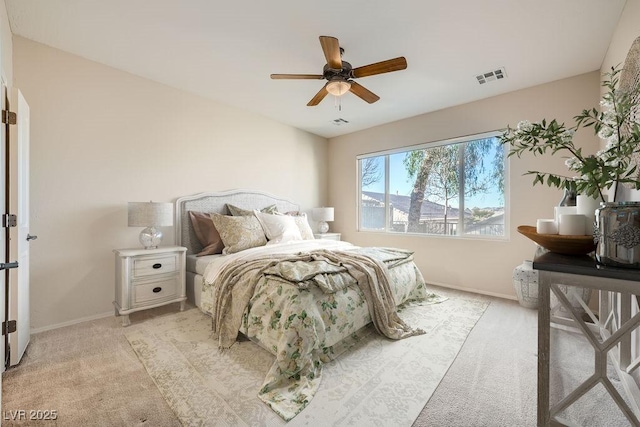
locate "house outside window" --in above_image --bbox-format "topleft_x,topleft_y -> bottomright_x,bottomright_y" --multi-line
358,131 -> 507,238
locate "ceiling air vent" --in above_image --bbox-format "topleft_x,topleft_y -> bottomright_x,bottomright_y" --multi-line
475,67 -> 507,85
332,118 -> 349,126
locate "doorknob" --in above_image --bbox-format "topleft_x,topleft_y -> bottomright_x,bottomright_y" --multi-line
26,234 -> 37,241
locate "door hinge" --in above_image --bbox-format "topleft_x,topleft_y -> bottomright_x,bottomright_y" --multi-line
2,320 -> 16,335
0,261 -> 18,270
2,213 -> 16,228
1,110 -> 16,125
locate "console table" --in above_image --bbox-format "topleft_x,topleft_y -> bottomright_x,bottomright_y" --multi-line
534,252 -> 640,426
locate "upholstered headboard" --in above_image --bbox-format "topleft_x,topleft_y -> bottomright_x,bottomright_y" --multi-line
174,189 -> 300,255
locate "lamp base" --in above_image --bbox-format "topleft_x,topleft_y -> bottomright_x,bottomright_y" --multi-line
317,221 -> 329,234
139,226 -> 163,249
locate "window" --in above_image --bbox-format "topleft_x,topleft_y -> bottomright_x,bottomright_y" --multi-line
358,131 -> 507,238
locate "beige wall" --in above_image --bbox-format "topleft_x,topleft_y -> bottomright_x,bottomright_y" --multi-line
0,0 -> 11,86
13,36 -> 328,330
602,0 -> 640,77
328,72 -> 601,299
602,0 -> 640,201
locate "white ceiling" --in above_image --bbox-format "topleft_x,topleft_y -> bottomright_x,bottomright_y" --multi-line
5,0 -> 628,138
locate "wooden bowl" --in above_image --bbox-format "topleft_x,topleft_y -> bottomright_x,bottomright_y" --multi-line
517,225 -> 596,255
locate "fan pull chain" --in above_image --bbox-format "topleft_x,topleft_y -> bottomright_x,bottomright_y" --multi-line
334,95 -> 342,111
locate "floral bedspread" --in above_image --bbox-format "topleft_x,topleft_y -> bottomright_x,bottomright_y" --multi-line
201,241 -> 436,420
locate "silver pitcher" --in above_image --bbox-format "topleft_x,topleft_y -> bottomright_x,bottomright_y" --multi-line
596,202 -> 640,268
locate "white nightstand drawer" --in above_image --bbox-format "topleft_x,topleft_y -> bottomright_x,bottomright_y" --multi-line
133,255 -> 177,278
133,277 -> 179,306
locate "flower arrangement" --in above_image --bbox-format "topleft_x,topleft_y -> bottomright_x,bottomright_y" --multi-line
500,66 -> 640,202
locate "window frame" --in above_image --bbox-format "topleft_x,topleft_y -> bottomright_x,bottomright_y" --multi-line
356,130 -> 509,240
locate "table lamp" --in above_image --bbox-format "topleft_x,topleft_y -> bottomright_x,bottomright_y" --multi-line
128,201 -> 173,249
312,207 -> 334,234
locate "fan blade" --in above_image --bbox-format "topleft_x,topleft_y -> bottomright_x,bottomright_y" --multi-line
319,36 -> 342,70
270,74 -> 324,80
307,84 -> 329,106
349,81 -> 380,104
352,57 -> 407,78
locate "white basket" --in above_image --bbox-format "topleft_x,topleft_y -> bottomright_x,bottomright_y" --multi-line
513,261 -> 539,309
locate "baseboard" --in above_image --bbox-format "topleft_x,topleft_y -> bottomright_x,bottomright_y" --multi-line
30,311 -> 114,334
426,281 -> 517,301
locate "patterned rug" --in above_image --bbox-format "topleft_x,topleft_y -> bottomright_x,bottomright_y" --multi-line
125,290 -> 489,426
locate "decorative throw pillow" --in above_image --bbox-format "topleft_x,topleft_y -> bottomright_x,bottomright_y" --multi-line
255,211 -> 303,244
285,211 -> 315,240
227,204 -> 278,217
188,211 -> 224,256
210,212 -> 267,254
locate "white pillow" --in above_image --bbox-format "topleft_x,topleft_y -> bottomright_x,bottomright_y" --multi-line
254,210 -> 303,244
284,211 -> 315,240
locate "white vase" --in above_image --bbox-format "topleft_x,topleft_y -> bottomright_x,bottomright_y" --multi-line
576,194 -> 605,235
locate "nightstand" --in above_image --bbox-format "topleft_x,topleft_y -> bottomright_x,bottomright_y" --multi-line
113,246 -> 187,326
314,232 -> 341,241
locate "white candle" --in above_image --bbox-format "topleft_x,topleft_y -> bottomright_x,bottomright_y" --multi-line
536,219 -> 558,234
558,214 -> 586,235
576,194 -> 605,235
554,206 -> 577,224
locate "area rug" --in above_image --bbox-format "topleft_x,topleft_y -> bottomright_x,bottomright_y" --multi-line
125,290 -> 489,426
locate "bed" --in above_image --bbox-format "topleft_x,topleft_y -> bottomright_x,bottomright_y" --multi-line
174,190 -> 436,420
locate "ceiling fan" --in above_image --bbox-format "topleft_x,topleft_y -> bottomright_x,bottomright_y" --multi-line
270,36 -> 407,106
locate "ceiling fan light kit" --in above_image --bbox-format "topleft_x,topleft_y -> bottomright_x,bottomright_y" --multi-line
271,35 -> 407,106
326,80 -> 351,96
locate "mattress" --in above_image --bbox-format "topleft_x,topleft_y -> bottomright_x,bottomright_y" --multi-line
186,253 -> 220,276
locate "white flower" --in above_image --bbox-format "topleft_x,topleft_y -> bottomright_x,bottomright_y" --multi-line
516,120 -> 533,132
602,111 -> 617,125
608,158 -> 623,168
564,157 -> 579,170
598,126 -> 614,139
560,129 -> 574,143
600,99 -> 614,110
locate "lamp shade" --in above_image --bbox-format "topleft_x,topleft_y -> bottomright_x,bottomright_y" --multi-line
128,202 -> 173,227
312,207 -> 334,222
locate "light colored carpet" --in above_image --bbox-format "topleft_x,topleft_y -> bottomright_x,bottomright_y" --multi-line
2,304 -> 182,426
5,289 -> 550,426
417,297 -> 633,426
415,297 -> 538,426
125,289 -> 489,426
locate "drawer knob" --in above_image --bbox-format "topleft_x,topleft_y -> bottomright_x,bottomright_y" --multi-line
152,263 -> 162,269
153,287 -> 162,293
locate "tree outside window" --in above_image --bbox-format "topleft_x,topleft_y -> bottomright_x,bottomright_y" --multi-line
359,132 -> 506,237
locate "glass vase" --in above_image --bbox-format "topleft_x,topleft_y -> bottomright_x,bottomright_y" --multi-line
558,187 -> 577,207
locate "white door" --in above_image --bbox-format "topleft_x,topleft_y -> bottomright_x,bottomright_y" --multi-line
8,88 -> 30,366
